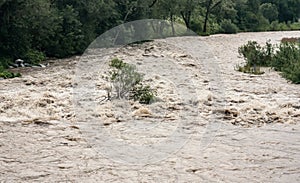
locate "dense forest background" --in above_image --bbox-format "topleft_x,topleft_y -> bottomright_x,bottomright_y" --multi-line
0,0 -> 300,68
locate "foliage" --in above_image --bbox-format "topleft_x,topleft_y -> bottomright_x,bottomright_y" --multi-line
219,19 -> 239,34
259,3 -> 278,22
269,21 -> 289,31
0,0 -> 300,68
290,22 -> 300,30
109,58 -> 143,99
235,64 -> 264,75
0,57 -> 13,69
46,5 -> 84,58
0,66 -> 21,79
131,84 -> 157,104
190,18 -> 203,34
201,0 -> 223,33
238,40 -> 273,67
281,61 -> 300,84
272,42 -> 300,71
24,50 -> 46,64
276,0 -> 300,23
238,40 -> 300,84
107,58 -> 157,104
275,42 -> 300,84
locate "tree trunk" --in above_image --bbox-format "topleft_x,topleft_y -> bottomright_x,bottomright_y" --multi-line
113,5 -> 134,45
170,13 -> 175,36
203,0 -> 212,33
181,11 -> 191,29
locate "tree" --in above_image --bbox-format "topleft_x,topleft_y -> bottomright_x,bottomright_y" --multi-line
278,0 -> 300,23
259,3 -> 278,22
150,0 -> 180,35
201,0 -> 223,33
235,0 -> 268,31
214,0 -> 237,23
52,5 -> 84,57
162,0 -> 180,35
0,0 -> 56,60
246,0 -> 260,14
261,0 -> 300,23
179,0 -> 198,29
54,0 -> 117,49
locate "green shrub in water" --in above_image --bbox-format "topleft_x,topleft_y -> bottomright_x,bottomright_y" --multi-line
238,40 -> 300,84
24,49 -> 46,64
107,58 -> 157,104
0,66 -> 21,79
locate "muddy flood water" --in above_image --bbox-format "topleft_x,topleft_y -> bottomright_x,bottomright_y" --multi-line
1,31 -> 300,182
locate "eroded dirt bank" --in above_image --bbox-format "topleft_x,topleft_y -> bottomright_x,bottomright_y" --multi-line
0,31 -> 300,182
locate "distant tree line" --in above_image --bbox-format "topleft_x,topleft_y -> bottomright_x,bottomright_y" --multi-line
0,0 -> 299,68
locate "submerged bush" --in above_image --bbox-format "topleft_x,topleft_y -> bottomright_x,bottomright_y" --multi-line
131,84 -> 157,104
235,64 -> 264,75
238,40 -> 273,67
281,61 -> 300,84
238,40 -> 300,84
0,66 -> 21,79
273,42 -> 300,84
107,58 -> 156,104
272,42 -> 300,71
0,57 -> 13,68
24,49 -> 46,64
